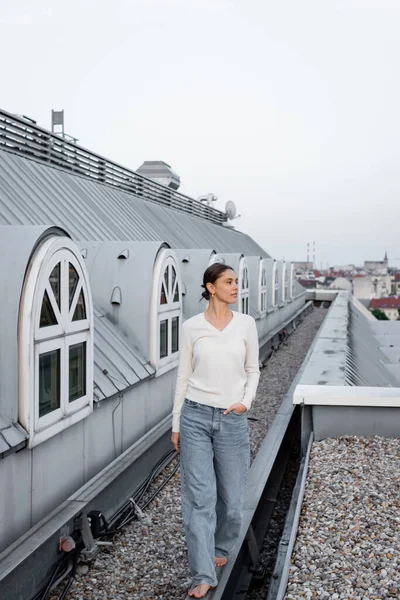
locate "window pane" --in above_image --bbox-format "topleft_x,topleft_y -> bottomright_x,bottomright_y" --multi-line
171,266 -> 176,291
40,290 -> 58,327
173,283 -> 180,303
39,349 -> 60,417
160,283 -> 167,305
72,290 -> 87,321
69,342 -> 87,402
49,263 -> 61,309
69,263 -> 80,308
172,316 -> 179,353
164,266 -> 169,294
160,320 -> 168,359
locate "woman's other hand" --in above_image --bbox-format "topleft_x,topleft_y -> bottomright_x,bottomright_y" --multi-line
171,432 -> 180,453
223,403 -> 247,415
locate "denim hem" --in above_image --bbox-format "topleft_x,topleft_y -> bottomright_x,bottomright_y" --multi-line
190,579 -> 218,589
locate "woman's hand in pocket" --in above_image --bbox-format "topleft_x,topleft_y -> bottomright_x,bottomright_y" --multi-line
171,432 -> 180,453
223,403 -> 247,415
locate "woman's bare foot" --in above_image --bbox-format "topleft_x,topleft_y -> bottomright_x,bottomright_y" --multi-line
188,584 -> 216,598
215,556 -> 228,567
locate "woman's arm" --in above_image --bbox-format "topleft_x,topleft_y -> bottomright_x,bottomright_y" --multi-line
241,319 -> 260,410
172,323 -> 193,433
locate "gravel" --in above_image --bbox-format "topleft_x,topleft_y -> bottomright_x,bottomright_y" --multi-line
285,436 -> 400,600
49,306 -> 327,600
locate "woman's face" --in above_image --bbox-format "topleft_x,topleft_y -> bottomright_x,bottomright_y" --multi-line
208,269 -> 238,304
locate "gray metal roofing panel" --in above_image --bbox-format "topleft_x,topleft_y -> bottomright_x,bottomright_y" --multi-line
0,420 -> 28,457
93,309 -> 155,401
347,301 -> 398,387
0,434 -> 9,456
1,424 -> 27,448
0,150 -> 269,257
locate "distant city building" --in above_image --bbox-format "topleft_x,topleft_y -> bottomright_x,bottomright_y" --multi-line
329,277 -> 352,292
369,297 -> 400,320
353,274 -> 392,299
364,251 -> 388,275
331,264 -> 357,273
293,261 -> 313,271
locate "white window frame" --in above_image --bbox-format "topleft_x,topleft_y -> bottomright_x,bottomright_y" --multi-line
290,262 -> 295,299
150,249 -> 182,376
272,261 -> 279,307
282,262 -> 288,303
19,237 -> 94,448
258,260 -> 267,314
238,258 -> 250,314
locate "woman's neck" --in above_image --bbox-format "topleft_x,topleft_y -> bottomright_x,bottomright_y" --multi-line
205,299 -> 231,320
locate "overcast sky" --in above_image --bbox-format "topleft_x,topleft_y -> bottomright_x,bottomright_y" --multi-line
1,0 -> 399,267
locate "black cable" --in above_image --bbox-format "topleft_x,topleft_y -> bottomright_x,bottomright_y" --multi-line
33,449 -> 178,598
33,555 -> 70,600
57,546 -> 82,600
92,450 -> 178,537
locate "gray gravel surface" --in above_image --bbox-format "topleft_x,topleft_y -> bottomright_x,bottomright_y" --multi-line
49,307 -> 326,600
285,436 -> 400,600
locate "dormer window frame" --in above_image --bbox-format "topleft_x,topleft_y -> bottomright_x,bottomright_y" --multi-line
290,262 -> 295,299
282,262 -> 288,303
259,260 -> 267,314
238,258 -> 250,315
151,249 -> 182,376
19,237 -> 93,448
272,261 -> 279,307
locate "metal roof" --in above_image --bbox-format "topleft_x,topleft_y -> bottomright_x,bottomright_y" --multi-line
0,149 -> 268,257
0,416 -> 28,458
93,309 -> 155,402
348,299 -> 400,386
0,109 -> 224,225
299,292 -> 400,387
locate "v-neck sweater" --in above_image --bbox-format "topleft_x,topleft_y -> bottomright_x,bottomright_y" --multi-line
172,311 -> 260,432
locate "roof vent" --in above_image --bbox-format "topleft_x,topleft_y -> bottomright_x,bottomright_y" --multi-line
118,249 -> 129,259
111,286 -> 122,306
182,255 -> 190,263
81,248 -> 88,259
136,161 -> 180,190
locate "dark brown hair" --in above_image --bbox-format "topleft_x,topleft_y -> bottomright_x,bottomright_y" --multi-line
201,263 -> 234,301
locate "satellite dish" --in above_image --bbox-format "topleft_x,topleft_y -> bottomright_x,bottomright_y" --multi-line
225,200 -> 237,220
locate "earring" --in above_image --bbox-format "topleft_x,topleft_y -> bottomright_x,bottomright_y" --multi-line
212,294 -> 215,298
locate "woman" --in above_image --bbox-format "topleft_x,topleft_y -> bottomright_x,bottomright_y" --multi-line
171,263 -> 260,598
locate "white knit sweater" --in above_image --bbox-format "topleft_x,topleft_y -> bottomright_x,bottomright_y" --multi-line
172,311 -> 260,432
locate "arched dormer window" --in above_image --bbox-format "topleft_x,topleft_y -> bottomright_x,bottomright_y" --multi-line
282,262 -> 288,302
239,259 -> 249,314
290,263 -> 295,299
19,237 -> 93,447
272,261 -> 279,307
151,249 -> 182,374
259,261 -> 267,313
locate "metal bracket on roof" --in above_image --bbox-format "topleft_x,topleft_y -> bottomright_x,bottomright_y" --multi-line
75,513 -> 100,561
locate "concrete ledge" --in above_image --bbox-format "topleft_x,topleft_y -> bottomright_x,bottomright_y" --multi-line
294,384 -> 400,407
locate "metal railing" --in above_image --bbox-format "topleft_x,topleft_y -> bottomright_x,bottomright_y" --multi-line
0,109 -> 227,225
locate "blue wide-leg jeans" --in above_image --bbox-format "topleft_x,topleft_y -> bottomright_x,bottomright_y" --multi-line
180,398 -> 250,588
